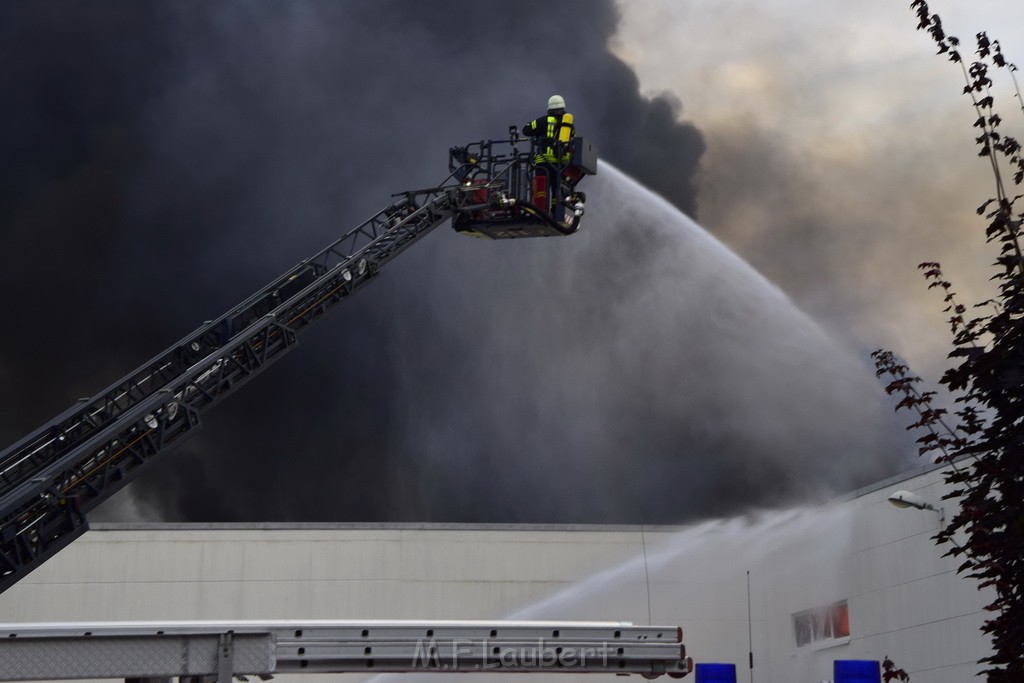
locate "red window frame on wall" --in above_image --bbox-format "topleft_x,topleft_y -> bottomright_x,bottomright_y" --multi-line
792,599 -> 849,647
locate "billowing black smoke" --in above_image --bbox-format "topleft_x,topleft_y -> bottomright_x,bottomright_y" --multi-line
0,1 -> 908,523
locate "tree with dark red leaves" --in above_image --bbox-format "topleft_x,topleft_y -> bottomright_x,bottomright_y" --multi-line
883,656 -> 911,683
871,3 -> 1024,681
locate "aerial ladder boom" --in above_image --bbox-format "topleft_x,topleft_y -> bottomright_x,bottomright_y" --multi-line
0,134 -> 597,595
0,187 -> 458,595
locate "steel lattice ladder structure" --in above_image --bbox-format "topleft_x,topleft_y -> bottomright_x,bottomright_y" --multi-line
0,130 -> 601,595
0,185 -> 461,595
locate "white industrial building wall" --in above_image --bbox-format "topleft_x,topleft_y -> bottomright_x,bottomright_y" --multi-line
1,526 -> 652,624
746,463 -> 993,683
0,464 -> 992,683
844,465 -> 992,682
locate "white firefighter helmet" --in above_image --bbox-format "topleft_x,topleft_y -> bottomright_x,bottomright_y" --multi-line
547,94 -> 566,110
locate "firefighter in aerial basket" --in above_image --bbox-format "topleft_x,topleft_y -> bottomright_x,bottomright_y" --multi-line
522,94 -> 576,215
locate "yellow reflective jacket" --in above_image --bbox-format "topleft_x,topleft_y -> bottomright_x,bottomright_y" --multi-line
523,111 -> 575,164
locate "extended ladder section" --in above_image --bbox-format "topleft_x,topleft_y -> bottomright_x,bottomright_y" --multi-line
0,620 -> 693,681
0,134 -> 597,595
0,186 -> 464,595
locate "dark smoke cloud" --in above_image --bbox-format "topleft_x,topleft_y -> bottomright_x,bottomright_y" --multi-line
0,1 -> 907,523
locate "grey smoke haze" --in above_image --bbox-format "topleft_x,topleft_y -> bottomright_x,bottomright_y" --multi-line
369,166 -> 909,521
0,1 -> 909,523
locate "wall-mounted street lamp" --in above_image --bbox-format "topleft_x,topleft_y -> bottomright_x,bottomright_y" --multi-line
888,489 -> 945,526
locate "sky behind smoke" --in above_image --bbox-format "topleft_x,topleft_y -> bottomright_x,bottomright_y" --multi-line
614,0 -> 1024,378
0,0 -> 936,523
